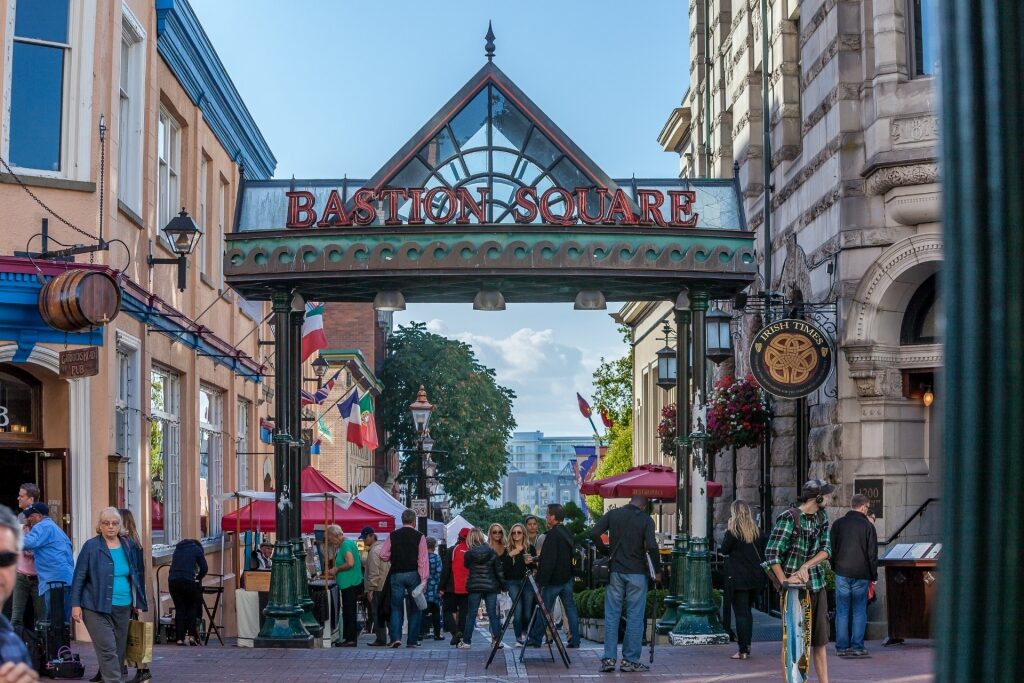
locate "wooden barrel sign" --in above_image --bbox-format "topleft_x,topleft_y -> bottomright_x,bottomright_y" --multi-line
38,269 -> 122,332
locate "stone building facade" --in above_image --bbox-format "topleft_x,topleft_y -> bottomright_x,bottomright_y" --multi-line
630,0 -> 943,554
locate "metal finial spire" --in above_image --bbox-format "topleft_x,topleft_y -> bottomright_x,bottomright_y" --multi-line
485,21 -> 496,62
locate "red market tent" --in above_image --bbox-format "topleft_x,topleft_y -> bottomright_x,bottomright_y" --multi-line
221,467 -> 395,534
583,464 -> 723,500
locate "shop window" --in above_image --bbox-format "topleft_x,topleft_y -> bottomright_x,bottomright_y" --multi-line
0,365 -> 42,446
150,367 -> 181,545
157,108 -> 181,248
236,398 -> 250,490
909,0 -> 939,77
118,4 -> 145,212
199,386 -> 223,537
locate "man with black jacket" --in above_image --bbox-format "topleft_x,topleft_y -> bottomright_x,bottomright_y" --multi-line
525,504 -> 580,648
830,494 -> 878,658
591,496 -> 659,673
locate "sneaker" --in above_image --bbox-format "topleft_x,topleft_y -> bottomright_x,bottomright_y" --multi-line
407,642 -> 421,648
837,648 -> 850,657
368,640 -> 388,647
492,639 -> 504,649
620,661 -> 650,673
600,658 -> 617,673
389,641 -> 403,648
516,636 -> 526,645
850,649 -> 870,657
456,641 -> 471,649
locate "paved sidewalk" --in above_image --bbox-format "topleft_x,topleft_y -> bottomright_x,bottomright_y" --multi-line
69,630 -> 933,682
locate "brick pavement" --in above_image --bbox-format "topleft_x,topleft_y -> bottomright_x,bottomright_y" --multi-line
70,630 -> 934,682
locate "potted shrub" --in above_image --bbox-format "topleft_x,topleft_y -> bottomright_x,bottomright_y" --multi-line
591,587 -> 606,642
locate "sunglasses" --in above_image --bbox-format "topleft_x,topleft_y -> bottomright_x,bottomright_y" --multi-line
511,531 -> 523,535
0,551 -> 17,568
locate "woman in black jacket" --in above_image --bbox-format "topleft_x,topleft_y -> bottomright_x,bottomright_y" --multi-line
721,500 -> 767,659
501,523 -> 533,643
168,538 -> 208,646
462,527 -> 505,648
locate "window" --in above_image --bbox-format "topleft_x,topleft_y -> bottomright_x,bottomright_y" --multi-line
0,364 -> 42,446
199,156 -> 209,277
217,176 -> 229,287
118,5 -> 145,212
150,367 -> 180,544
900,274 -> 940,345
114,335 -> 141,513
7,0 -> 70,172
909,0 -> 939,77
157,109 -> 181,245
199,386 -> 223,537
236,398 -> 250,490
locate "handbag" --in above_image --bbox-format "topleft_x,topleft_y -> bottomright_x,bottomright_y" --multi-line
125,618 -> 154,666
411,582 -> 428,611
45,646 -> 85,679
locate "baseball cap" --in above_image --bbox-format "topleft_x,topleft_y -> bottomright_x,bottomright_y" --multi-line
457,527 -> 470,540
358,526 -> 375,540
24,502 -> 49,517
801,479 -> 835,498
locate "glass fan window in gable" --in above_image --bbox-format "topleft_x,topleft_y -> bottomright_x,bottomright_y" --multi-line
381,83 -> 600,225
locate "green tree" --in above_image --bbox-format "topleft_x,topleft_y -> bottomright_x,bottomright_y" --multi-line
562,501 -> 591,545
459,501 -> 529,533
591,324 -> 633,425
381,322 -> 516,507
585,414 -> 633,517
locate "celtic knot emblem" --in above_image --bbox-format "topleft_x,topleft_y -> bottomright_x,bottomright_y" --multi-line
763,333 -> 819,385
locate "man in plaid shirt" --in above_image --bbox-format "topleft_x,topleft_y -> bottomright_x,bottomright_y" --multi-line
766,479 -> 834,683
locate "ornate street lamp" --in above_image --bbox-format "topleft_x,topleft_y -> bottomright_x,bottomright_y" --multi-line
409,387 -> 435,534
656,322 -> 678,391
148,208 -> 202,291
705,307 -> 734,365
311,356 -> 329,381
409,386 -> 434,435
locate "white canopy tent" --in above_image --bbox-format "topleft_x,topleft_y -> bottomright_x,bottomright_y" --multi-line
355,482 -> 445,541
444,514 -> 474,546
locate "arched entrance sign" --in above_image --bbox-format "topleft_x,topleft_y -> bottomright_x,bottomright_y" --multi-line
227,55 -> 757,648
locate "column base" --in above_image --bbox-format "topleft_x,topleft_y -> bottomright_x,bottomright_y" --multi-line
658,536 -> 689,634
254,542 -> 314,649
292,540 -> 323,639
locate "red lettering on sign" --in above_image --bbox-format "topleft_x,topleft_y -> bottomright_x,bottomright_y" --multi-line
456,187 -> 489,224
424,187 -> 458,223
378,188 -> 408,226
513,187 -> 539,223
352,189 -> 377,226
316,190 -> 352,227
286,191 -> 317,229
637,190 -> 667,227
605,189 -> 637,225
576,187 -> 608,225
407,188 -> 425,225
540,187 -> 576,225
668,190 -> 698,227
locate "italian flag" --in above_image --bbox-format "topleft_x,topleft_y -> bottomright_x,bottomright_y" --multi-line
358,393 -> 379,451
301,302 -> 328,362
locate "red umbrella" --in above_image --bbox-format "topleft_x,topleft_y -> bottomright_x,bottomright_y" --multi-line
585,464 -> 723,500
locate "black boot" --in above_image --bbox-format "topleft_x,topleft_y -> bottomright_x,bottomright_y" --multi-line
89,673 -> 102,683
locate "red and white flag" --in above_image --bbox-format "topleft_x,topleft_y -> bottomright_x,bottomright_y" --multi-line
301,302 -> 328,362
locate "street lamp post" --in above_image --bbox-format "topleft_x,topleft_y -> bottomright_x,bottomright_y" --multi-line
254,291 -> 312,648
671,288 -> 729,645
408,386 -> 434,535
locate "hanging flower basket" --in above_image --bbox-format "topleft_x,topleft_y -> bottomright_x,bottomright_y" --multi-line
706,374 -> 772,456
657,404 -> 677,455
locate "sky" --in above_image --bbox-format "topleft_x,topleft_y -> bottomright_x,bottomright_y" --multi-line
191,0 -> 690,436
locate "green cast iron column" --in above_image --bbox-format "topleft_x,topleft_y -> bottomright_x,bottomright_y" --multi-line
289,304 -> 321,639
936,0 -> 1024,680
659,298 -> 691,633
254,292 -> 313,648
672,288 -> 728,645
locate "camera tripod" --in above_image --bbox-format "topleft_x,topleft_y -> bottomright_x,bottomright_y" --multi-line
484,572 -> 570,669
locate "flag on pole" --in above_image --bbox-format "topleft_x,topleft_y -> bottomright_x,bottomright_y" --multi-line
338,390 -> 363,447
300,389 -> 317,406
310,439 -> 321,456
358,393 -> 379,450
300,302 -> 329,362
600,409 -> 614,430
317,415 -> 333,444
313,369 -> 341,404
577,393 -> 593,418
259,418 -> 275,444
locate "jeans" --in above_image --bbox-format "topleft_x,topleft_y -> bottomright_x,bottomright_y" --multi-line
442,593 -> 468,642
10,573 -> 44,628
730,587 -> 758,653
388,571 -> 423,646
83,605 -> 131,683
464,592 -> 500,644
505,579 -> 530,640
43,585 -> 72,625
835,575 -> 870,651
527,579 -> 580,647
603,572 -> 647,663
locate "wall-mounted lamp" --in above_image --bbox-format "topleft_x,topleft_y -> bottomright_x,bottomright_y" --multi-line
473,289 -> 506,311
923,386 -> 935,407
147,208 -> 202,291
705,307 -> 734,365
656,322 -> 678,390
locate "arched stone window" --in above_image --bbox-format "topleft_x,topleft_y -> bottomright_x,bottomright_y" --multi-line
900,274 -> 939,345
0,364 -> 42,447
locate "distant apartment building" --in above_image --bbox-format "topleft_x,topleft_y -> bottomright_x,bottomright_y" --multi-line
501,431 -> 594,513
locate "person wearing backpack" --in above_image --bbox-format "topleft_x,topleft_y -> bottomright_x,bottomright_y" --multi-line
591,495 -> 660,673
524,504 -> 580,649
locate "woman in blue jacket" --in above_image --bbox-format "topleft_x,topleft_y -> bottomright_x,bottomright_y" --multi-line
71,507 -> 147,683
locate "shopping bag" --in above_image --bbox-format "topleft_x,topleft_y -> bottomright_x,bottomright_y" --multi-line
411,582 -> 428,611
126,619 -> 154,665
